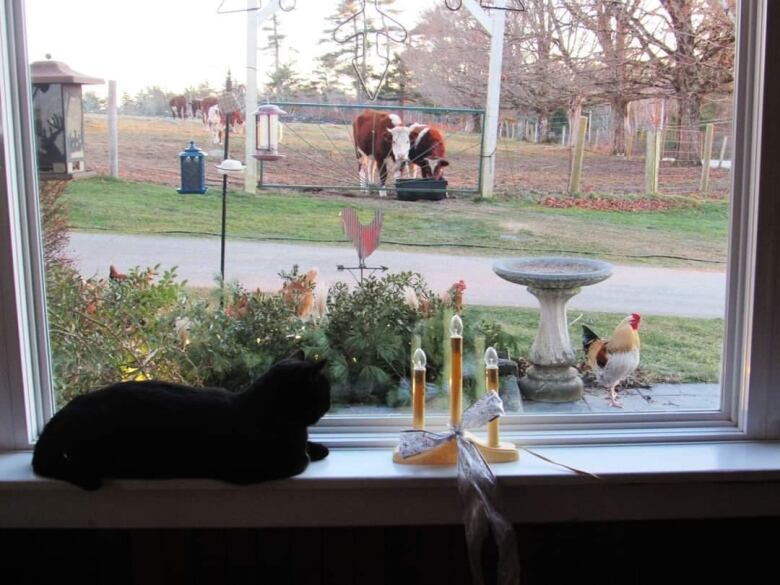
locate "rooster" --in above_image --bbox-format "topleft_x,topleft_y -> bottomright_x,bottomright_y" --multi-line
109,265 -> 127,281
281,267 -> 318,317
582,313 -> 641,407
109,265 -> 154,284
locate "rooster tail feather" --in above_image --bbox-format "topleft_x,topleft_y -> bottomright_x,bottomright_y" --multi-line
582,325 -> 601,350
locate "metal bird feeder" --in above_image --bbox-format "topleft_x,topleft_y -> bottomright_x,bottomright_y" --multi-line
177,141 -> 208,194
30,59 -> 103,178
252,104 -> 287,161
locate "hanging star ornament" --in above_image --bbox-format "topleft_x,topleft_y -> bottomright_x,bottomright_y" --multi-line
332,0 -> 408,101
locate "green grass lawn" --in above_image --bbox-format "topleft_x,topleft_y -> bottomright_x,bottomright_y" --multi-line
467,305 -> 723,384
63,177 -> 729,268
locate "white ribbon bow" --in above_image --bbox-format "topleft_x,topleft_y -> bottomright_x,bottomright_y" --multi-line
397,392 -> 520,585
397,392 -> 505,458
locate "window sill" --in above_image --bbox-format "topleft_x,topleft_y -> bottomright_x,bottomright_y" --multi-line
2,441 -> 780,528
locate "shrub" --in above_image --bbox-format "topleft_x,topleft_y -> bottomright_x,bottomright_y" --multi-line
39,179 -> 72,267
182,280 -> 310,392
47,264 -> 520,409
46,264 -> 190,407
311,272 -> 442,405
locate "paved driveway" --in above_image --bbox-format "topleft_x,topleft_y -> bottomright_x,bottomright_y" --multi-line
69,232 -> 727,318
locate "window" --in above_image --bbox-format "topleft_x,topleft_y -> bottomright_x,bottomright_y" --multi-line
1,0 -> 778,450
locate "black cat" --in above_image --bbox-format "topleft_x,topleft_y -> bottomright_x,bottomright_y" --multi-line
32,351 -> 330,490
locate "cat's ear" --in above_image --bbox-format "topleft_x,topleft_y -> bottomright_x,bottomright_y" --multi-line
312,359 -> 328,372
287,349 -> 306,362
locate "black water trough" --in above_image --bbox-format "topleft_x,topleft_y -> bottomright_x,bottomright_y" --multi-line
395,178 -> 448,201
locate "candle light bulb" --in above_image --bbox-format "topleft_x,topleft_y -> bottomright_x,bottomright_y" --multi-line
485,346 -> 499,369
450,314 -> 463,337
413,348 -> 427,370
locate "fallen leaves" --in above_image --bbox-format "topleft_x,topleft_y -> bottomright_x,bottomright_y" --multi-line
541,196 -> 685,212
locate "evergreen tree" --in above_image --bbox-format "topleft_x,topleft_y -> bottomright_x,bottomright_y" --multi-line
377,53 -> 413,103
83,91 -> 106,113
119,92 -> 136,115
262,12 -> 285,73
265,63 -> 301,99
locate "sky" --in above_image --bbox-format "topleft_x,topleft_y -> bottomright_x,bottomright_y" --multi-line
25,0 -> 432,97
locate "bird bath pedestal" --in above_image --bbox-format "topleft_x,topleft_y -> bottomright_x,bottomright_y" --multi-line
493,257 -> 613,402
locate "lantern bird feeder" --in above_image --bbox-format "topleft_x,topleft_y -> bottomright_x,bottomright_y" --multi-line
253,104 -> 287,161
30,59 -> 103,178
177,141 -> 208,194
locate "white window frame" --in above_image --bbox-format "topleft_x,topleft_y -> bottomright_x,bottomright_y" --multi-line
0,0 -> 776,452
0,0 -> 54,451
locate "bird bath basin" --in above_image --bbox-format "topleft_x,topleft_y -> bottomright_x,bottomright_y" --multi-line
493,257 -> 613,402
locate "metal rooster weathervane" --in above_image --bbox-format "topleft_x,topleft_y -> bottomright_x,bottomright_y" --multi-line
338,208 -> 387,283
333,0 -> 408,101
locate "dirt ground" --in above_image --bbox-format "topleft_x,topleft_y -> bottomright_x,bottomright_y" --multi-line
84,114 -> 731,199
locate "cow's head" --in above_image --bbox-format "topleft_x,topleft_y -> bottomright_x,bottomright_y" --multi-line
425,159 -> 449,179
387,126 -> 412,163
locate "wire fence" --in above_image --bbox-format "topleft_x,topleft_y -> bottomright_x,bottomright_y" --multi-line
257,102 -> 485,195
84,108 -> 733,200
491,115 -> 733,199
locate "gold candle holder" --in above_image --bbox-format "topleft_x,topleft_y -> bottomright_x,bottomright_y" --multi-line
393,319 -> 519,465
412,348 -> 426,430
450,314 -> 463,428
485,347 -> 500,448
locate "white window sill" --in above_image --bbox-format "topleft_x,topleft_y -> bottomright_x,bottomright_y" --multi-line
2,441 -> 780,528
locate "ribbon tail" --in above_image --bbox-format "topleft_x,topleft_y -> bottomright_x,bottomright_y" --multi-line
456,435 -> 520,585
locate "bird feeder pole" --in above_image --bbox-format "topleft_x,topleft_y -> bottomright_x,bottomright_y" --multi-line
220,72 -> 232,286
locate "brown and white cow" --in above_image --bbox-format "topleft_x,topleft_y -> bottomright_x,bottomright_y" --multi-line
190,98 -> 203,119
199,95 -> 219,125
352,110 -> 412,197
206,104 -> 245,145
207,105 -> 222,144
169,95 -> 188,119
408,123 -> 449,179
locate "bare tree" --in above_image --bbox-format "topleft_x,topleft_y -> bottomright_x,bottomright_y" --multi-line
562,0 -> 656,155
401,7 -> 490,109
503,0 -> 567,140
629,0 -> 735,163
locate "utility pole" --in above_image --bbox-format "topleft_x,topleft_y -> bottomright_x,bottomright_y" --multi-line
244,0 -> 259,194
245,0 -> 284,194
462,0 -> 507,199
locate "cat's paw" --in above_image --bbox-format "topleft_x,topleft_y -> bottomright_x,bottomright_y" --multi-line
307,441 -> 329,461
68,475 -> 103,491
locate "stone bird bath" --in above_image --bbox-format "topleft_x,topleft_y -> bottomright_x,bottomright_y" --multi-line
493,257 -> 613,402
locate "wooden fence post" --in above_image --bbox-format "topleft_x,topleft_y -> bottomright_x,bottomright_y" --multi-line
625,130 -> 634,160
718,135 -> 728,169
644,130 -> 661,195
700,123 -> 714,195
587,111 -> 593,142
568,115 -> 588,195
108,80 -> 118,178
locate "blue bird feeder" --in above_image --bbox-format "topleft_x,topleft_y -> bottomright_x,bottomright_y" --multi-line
177,141 -> 208,194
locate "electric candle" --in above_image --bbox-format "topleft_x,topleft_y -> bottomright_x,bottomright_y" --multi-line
412,348 -> 426,430
450,314 -> 463,427
485,346 -> 500,448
